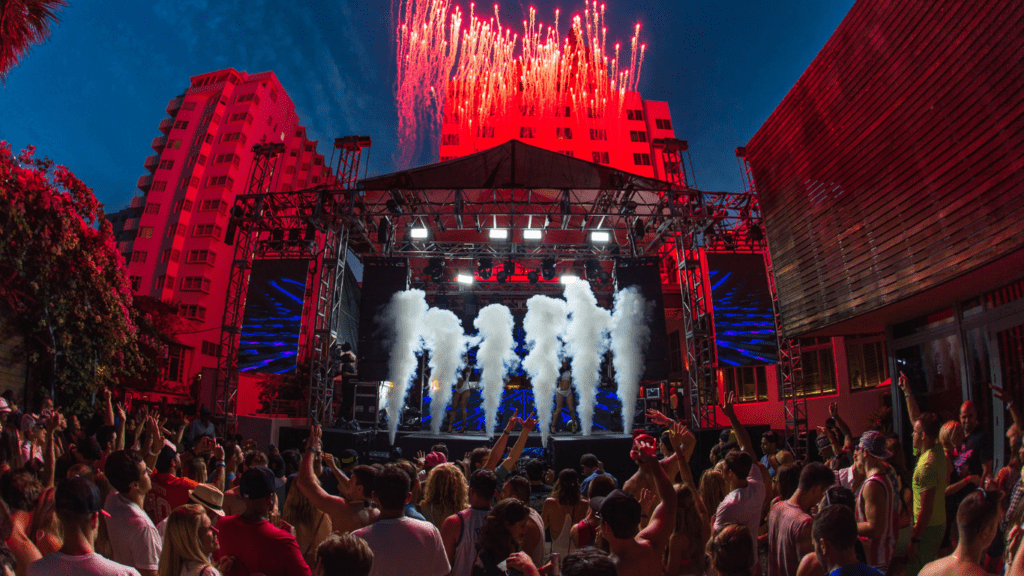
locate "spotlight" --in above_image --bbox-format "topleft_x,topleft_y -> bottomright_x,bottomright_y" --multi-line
632,219 -> 646,239
748,223 -> 764,241
410,227 -> 428,239
560,274 -> 579,284
489,228 -> 508,240
527,270 -> 539,284
496,270 -> 508,284
478,257 -> 493,280
503,259 -> 515,276
424,257 -> 445,281
584,259 -> 600,280
590,230 -> 610,243
385,198 -> 402,214
523,229 -> 543,240
598,271 -> 611,283
541,258 -> 556,281
457,273 -> 474,284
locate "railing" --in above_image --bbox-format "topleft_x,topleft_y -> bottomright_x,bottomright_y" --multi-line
130,196 -> 146,209
123,218 -> 140,231
159,118 -> 174,135
117,240 -> 134,252
166,96 -> 183,116
151,136 -> 167,152
136,175 -> 152,192
144,155 -> 159,172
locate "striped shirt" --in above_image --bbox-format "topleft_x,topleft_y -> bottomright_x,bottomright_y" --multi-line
855,470 -> 899,572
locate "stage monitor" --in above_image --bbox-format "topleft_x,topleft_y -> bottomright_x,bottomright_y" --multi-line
706,253 -> 778,366
238,259 -> 309,374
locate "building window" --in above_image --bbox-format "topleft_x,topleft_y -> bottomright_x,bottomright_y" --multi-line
235,93 -> 258,104
798,337 -> 837,396
179,305 -> 207,321
160,249 -> 181,263
285,165 -> 295,175
304,143 -> 313,152
227,112 -> 247,123
558,150 -> 575,158
173,199 -> 194,212
627,109 -> 644,121
193,224 -> 222,238
589,129 -> 607,141
165,345 -> 187,383
138,227 -> 154,239
180,276 -> 211,293
633,153 -> 651,166
201,341 -> 222,357
655,118 -> 673,130
221,132 -> 246,145
151,181 -> 167,192
207,175 -> 234,188
182,101 -> 196,111
629,130 -> 648,143
555,106 -> 572,117
301,163 -> 310,172
189,176 -> 200,188
158,159 -> 174,170
199,199 -> 225,212
155,274 -> 175,290
166,223 -> 187,238
172,120 -> 189,130
131,251 -> 147,263
213,153 -> 236,165
586,106 -> 603,119
204,133 -> 213,144
519,127 -> 536,139
442,133 -> 460,146
186,249 -> 216,265
722,366 -> 769,403
314,157 -> 323,165
556,127 -> 573,140
168,139 -> 182,150
846,334 -> 889,391
518,104 -> 536,116
144,203 -> 160,215
129,276 -> 142,291
591,151 -> 610,165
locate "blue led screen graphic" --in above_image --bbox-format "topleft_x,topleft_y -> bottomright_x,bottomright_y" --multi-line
238,259 -> 308,374
706,253 -> 778,366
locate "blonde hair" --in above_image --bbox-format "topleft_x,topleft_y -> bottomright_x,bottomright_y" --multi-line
283,475 -> 321,530
699,469 -> 728,519
420,463 -> 468,528
186,458 -> 207,484
939,420 -> 962,456
29,486 -> 62,549
158,504 -> 212,576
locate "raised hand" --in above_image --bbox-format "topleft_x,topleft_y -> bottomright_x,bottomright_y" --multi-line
504,410 -> 519,434
897,371 -> 910,394
639,487 -> 657,516
646,408 -> 674,426
631,434 -> 657,463
115,402 -> 126,422
521,413 -> 538,432
829,402 -> 839,418
720,391 -> 736,415
323,452 -> 335,468
992,384 -> 1011,404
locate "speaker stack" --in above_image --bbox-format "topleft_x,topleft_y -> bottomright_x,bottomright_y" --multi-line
356,257 -> 410,381
613,257 -> 670,382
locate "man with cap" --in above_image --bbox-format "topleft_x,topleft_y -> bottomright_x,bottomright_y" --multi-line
854,430 -> 899,574
27,476 -> 140,576
185,406 -> 215,449
299,426 -> 379,535
579,453 -> 617,497
593,434 -> 677,576
323,448 -> 362,498
103,450 -> 161,576
145,445 -> 198,526
215,466 -> 311,576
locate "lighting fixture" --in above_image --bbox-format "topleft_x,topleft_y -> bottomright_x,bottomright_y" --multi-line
478,257 -> 493,280
560,275 -> 580,284
410,227 -> 428,239
489,228 -> 509,240
541,258 -> 557,281
523,229 -> 543,240
527,270 -> 539,284
424,257 -> 445,281
584,259 -> 600,280
590,230 -> 611,243
457,273 -> 474,284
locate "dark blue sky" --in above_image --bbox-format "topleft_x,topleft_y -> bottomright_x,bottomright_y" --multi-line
0,0 -> 855,214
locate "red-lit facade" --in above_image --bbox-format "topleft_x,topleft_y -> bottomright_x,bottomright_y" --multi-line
110,68 -> 332,393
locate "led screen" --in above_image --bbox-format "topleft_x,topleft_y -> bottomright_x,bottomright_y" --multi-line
706,253 -> 778,366
238,259 -> 308,374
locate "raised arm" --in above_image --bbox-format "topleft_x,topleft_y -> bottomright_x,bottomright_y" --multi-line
897,372 -> 920,425
636,438 -> 677,552
720,391 -> 756,461
114,402 -> 126,451
500,414 -> 537,471
993,384 -> 1023,434
103,389 -> 115,427
484,411 -> 518,471
829,402 -> 855,451
42,413 -> 65,488
670,422 -> 708,519
297,425 -> 348,516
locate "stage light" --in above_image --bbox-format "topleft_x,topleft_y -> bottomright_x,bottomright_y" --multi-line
598,271 -> 612,283
541,258 -> 556,281
503,259 -> 515,275
424,257 -> 445,281
632,219 -> 646,239
457,273 -> 474,284
748,223 -> 765,241
527,270 -> 539,284
410,227 -> 429,239
496,270 -> 508,284
523,229 -> 543,240
590,230 -> 610,243
584,259 -> 600,280
478,257 -> 493,280
489,228 -> 509,240
561,275 -> 580,284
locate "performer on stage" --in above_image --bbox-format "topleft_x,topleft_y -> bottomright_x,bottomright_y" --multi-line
551,360 -> 579,434
448,363 -> 478,432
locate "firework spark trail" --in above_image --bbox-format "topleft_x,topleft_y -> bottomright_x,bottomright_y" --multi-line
522,295 -> 568,447
422,307 -> 470,434
393,0 -> 646,166
609,287 -> 650,434
383,290 -> 429,444
562,280 -> 610,436
474,303 -> 518,437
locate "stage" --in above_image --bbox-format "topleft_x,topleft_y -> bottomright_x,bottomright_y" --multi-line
277,426 -> 639,481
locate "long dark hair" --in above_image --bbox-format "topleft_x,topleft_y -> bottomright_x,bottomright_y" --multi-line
477,498 -> 530,563
551,469 -> 582,508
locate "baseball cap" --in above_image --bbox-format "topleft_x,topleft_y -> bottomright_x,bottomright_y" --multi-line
859,431 -> 892,459
20,414 -> 42,434
424,451 -> 447,469
188,483 -> 226,516
0,397 -> 9,414
56,476 -> 110,517
590,489 -> 642,534
339,449 -> 359,467
239,466 -> 277,500
762,431 -> 779,444
816,435 -> 833,450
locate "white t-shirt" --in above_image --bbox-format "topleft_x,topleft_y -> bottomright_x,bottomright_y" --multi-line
714,460 -> 766,576
104,491 -> 162,572
180,561 -> 221,576
27,552 -> 142,576
353,516 -> 451,576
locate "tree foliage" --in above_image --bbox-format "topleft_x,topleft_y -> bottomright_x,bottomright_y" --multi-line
0,0 -> 68,81
0,142 -> 140,413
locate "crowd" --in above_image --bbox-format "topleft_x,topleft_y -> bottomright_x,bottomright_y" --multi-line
0,373 -> 1021,576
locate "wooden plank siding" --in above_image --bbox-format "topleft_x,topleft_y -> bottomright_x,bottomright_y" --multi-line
745,0 -> 1024,338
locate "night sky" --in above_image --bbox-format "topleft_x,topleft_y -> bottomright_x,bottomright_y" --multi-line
0,1 -> 855,214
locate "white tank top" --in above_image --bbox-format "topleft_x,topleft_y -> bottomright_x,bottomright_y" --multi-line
451,508 -> 490,576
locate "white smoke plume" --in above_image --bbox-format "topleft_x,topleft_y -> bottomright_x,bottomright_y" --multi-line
562,280 -> 611,436
474,304 -> 518,437
382,289 -> 428,444
610,287 -> 651,434
422,307 -> 470,434
522,295 -> 568,447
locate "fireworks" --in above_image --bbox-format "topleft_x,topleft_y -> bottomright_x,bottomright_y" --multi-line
394,0 -> 646,166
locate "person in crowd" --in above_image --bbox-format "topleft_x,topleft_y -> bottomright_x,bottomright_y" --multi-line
714,392 -> 767,576
296,427 -> 377,535
500,475 -> 545,566
542,469 -> 588,558
419,451 -> 446,484
392,460 -> 427,520
774,463 -> 804,505
813,505 -> 883,576
795,485 -> 865,576
104,450 -> 161,576
441,469 -> 496,576
853,431 -> 898,574
504,546 -> 617,576
579,453 -> 617,496
700,469 -> 728,524
570,473 -> 615,549
595,435 -> 677,576
666,484 -> 709,576
761,431 -> 781,478
768,463 -> 836,576
352,464 -> 450,576
551,361 -> 578,434
214,466 -> 310,576
471,498 -> 531,576
824,403 -> 856,470
146,447 -> 198,527
28,485 -> 61,555
27,476 -> 141,576
157,504 -> 233,576
184,408 -> 215,451
420,462 -> 468,529
0,468 -> 43,573
938,420 -> 970,554
313,533 -> 373,576
282,468 -> 332,568
524,459 -> 552,515
708,523 -> 755,576
905,413 -> 948,576
918,489 -> 1002,576
449,364 -> 478,433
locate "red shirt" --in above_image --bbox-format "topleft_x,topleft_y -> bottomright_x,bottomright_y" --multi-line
214,515 -> 311,576
145,472 -> 198,525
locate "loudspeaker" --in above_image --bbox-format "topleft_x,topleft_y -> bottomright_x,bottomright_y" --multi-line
357,257 -> 409,381
614,257 -> 669,381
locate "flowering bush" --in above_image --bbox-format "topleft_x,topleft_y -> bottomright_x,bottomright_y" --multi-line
0,142 -> 141,412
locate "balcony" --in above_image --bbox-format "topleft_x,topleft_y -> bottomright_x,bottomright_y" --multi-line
137,174 -> 152,192
123,218 -> 139,231
144,155 -> 159,173
159,118 -> 174,135
166,96 -> 183,116
117,240 -> 134,253
151,136 -> 167,152
130,196 -> 146,210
